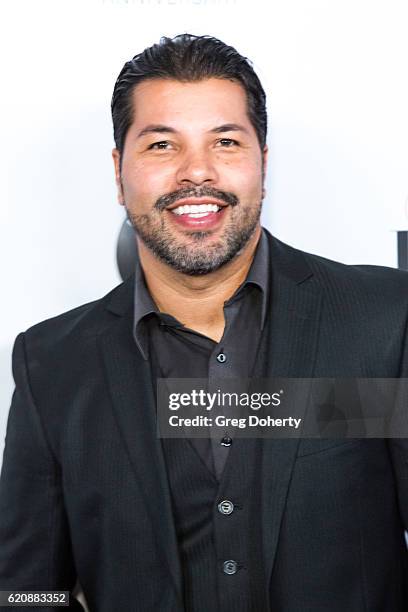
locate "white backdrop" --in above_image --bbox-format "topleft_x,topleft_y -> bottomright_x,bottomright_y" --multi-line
1,0 -> 408,463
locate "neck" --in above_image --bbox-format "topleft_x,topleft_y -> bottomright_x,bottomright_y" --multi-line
137,226 -> 262,342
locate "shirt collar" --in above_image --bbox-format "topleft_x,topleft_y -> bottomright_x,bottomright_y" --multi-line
133,253 -> 158,360
133,227 -> 270,360
225,227 -> 269,330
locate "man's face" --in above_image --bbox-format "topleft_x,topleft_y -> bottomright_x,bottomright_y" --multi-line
113,77 -> 267,275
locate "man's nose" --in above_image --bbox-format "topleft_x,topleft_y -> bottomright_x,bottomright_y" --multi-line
175,148 -> 219,186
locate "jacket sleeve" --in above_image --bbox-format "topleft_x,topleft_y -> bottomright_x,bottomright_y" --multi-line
0,333 -> 84,611
387,314 -> 408,533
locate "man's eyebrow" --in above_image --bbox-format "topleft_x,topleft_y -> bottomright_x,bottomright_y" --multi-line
209,123 -> 250,135
136,123 -> 250,139
137,125 -> 177,139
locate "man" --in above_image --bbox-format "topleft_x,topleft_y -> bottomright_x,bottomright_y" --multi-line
1,33 -> 408,612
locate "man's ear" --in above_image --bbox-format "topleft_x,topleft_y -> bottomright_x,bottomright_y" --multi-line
112,148 -> 125,206
262,144 -> 268,198
262,144 -> 268,174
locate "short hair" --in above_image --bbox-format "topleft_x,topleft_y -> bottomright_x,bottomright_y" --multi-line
111,34 -> 267,161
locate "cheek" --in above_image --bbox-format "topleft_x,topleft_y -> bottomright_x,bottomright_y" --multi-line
219,155 -> 263,187
231,169 -> 263,200
122,162 -> 175,201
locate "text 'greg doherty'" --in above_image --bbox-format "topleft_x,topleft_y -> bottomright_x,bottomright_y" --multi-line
169,415 -> 302,429
168,389 -> 282,411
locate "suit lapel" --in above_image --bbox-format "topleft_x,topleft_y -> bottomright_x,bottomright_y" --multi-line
260,231 -> 323,592
98,299 -> 183,607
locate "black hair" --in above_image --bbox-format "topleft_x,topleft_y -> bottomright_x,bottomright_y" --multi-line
111,33 -> 267,160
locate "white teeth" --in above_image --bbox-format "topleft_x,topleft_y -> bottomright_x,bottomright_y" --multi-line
171,203 -> 221,215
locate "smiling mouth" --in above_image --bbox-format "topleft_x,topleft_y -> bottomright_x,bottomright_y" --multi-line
164,199 -> 230,230
166,196 -> 229,218
169,203 -> 224,218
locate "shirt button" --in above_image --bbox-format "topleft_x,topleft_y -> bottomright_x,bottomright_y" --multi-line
216,353 -> 227,363
221,436 -> 232,447
218,499 -> 234,515
223,560 -> 238,575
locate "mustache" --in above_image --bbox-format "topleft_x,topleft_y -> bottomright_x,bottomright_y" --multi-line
154,186 -> 239,212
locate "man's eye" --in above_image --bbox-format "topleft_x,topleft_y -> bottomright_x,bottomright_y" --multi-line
148,141 -> 171,150
217,138 -> 239,147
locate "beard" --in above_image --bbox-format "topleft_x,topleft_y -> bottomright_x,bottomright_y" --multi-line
125,186 -> 263,275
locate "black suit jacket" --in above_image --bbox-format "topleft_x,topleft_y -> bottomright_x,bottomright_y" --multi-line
1,229 -> 408,612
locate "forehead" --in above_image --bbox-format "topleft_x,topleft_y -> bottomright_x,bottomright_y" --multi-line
129,77 -> 252,131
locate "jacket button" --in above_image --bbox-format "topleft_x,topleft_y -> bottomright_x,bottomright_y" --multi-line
216,353 -> 227,363
221,436 -> 232,447
223,560 -> 238,575
218,500 -> 234,515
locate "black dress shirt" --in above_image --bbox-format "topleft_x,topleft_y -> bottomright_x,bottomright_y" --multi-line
133,228 -> 270,480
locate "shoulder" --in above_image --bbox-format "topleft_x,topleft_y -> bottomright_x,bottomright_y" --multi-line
266,234 -> 408,374
15,276 -> 134,364
268,232 -> 408,303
